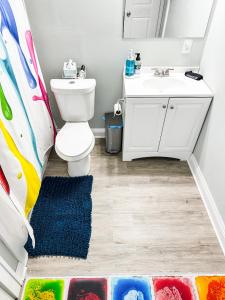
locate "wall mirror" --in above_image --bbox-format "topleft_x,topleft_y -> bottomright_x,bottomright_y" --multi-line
123,0 -> 215,39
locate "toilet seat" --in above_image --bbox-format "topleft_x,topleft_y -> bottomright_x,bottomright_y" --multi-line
55,122 -> 95,162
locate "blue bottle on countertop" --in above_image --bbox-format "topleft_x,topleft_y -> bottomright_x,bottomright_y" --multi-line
125,49 -> 135,77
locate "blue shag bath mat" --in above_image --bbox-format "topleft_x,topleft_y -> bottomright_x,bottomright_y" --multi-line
25,176 -> 93,259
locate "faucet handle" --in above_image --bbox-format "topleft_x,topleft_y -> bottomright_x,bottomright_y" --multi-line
164,68 -> 174,76
151,68 -> 161,76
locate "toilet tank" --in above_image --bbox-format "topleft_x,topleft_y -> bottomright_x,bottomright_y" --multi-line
50,79 -> 96,122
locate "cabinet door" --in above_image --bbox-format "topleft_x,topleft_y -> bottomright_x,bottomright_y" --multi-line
124,98 -> 169,152
159,98 -> 211,154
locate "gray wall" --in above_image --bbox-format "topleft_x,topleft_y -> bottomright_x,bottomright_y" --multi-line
25,0 -> 204,129
194,0 -> 225,220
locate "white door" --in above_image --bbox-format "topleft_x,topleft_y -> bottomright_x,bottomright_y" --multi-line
0,287 -> 15,300
123,98 -> 169,153
0,187 -> 29,299
124,0 -> 163,38
159,98 -> 211,154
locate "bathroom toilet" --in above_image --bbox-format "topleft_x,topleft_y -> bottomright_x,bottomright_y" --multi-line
50,79 -> 96,177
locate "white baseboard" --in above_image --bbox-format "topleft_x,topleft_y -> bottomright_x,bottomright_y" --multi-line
188,154 -> 225,256
91,128 -> 105,138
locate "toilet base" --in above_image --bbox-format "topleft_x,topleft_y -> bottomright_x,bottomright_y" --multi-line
68,155 -> 91,177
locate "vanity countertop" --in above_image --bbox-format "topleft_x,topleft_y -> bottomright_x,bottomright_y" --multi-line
123,68 -> 213,98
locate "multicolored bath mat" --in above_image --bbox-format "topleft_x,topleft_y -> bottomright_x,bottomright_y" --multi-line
22,275 -> 225,300
195,276 -> 225,299
23,279 -> 64,300
68,278 -> 107,300
153,277 -> 195,300
25,176 -> 93,259
112,277 -> 152,300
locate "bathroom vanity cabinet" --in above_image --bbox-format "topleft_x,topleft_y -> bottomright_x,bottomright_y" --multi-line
122,68 -> 213,161
122,97 -> 211,161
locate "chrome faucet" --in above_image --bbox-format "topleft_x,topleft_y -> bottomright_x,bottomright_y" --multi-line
152,68 -> 174,77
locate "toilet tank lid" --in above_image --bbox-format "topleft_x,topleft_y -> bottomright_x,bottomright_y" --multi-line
50,79 -> 96,94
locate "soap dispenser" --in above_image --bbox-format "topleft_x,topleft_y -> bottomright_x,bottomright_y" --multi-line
135,53 -> 141,74
125,49 -> 135,77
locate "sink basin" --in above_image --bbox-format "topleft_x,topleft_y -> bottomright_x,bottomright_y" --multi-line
142,77 -> 186,91
123,67 -> 213,97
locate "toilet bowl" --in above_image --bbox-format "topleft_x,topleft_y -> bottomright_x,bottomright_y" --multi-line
55,122 -> 95,177
50,78 -> 96,177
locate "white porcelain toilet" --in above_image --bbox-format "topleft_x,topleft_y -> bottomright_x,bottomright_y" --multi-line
50,79 -> 96,177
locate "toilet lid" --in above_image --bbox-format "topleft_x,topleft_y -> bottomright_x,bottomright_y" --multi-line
56,122 -> 94,158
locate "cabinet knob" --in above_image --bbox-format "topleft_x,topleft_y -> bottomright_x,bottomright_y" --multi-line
170,106 -> 174,109
162,105 -> 167,109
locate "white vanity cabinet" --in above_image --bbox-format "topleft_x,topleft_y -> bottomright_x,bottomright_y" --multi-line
123,97 -> 212,161
123,98 -> 168,153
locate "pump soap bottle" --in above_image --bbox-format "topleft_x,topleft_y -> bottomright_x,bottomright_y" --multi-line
135,53 -> 141,74
125,49 -> 135,77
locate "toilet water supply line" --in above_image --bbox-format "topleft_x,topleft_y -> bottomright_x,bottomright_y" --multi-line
101,99 -> 124,122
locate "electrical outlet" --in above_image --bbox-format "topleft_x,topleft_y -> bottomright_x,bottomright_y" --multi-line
182,39 -> 193,54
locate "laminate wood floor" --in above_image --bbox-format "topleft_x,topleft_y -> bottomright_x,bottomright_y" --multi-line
27,139 -> 225,276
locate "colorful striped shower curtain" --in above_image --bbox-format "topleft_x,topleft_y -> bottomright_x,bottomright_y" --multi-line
0,0 -> 55,228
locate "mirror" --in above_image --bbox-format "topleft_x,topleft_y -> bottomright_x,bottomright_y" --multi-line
123,0 -> 214,39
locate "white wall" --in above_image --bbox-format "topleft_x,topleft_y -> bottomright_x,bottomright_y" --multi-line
24,0 -> 204,128
165,0 -> 214,38
194,0 -> 225,221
